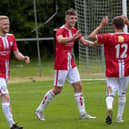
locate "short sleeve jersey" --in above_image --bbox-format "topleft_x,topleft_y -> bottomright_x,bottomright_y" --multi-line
0,33 -> 18,79
54,25 -> 82,70
97,32 -> 129,77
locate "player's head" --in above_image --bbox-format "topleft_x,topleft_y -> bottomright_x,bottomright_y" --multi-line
65,8 -> 77,28
0,15 -> 10,35
65,8 -> 77,16
112,16 -> 125,31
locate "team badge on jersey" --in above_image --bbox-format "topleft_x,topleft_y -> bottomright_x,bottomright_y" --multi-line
118,35 -> 124,43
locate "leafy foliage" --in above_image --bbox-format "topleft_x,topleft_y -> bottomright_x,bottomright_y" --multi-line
0,0 -> 75,58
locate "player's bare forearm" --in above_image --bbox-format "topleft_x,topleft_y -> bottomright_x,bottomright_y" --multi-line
57,35 -> 74,44
85,40 -> 95,46
123,16 -> 129,26
88,26 -> 102,39
13,50 -> 30,64
88,16 -> 108,39
79,37 -> 95,47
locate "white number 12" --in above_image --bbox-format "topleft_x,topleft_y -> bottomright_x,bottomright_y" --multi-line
115,44 -> 128,58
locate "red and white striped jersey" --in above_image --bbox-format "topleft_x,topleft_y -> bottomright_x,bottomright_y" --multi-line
0,33 -> 18,80
54,25 -> 82,70
97,32 -> 129,77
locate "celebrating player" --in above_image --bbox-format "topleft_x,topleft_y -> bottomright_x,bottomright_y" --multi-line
88,15 -> 129,124
0,16 -> 30,129
35,8 -> 96,120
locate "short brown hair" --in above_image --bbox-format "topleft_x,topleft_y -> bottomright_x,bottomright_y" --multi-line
113,16 -> 124,29
65,8 -> 77,16
0,16 -> 8,21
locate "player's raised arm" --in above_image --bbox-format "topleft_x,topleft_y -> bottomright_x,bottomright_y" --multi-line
123,16 -> 129,26
88,16 -> 108,40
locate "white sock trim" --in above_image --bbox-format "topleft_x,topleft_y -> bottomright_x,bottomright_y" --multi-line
74,92 -> 82,97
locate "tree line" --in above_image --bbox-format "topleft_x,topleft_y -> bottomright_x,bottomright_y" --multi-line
0,0 -> 74,58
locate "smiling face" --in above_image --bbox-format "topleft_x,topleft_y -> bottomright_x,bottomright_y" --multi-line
65,15 -> 77,28
0,16 -> 10,35
64,8 -> 77,29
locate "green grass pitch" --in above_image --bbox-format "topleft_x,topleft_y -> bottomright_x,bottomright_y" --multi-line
0,80 -> 129,129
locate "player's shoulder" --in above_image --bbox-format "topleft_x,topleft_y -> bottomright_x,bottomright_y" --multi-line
6,33 -> 16,40
97,33 -> 111,38
57,25 -> 65,30
122,32 -> 129,36
56,25 -> 68,35
112,32 -> 129,39
103,33 -> 111,35
6,33 -> 15,37
57,26 -> 77,31
71,27 -> 77,31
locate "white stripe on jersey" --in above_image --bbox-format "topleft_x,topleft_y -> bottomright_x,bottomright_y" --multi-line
118,60 -> 124,78
2,36 -> 9,49
0,36 -> 10,56
65,30 -> 73,46
5,36 -> 9,49
2,37 -> 6,49
5,61 -> 9,81
69,30 -> 72,38
67,52 -> 72,70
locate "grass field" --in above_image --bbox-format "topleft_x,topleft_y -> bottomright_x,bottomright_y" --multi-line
10,58 -> 54,79
0,80 -> 129,129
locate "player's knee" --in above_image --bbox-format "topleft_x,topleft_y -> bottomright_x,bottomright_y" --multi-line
52,87 -> 62,95
56,89 -> 62,94
1,93 -> 10,102
73,84 -> 82,92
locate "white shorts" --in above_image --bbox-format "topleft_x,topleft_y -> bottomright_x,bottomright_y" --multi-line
54,67 -> 80,87
0,78 -> 8,95
106,77 -> 129,96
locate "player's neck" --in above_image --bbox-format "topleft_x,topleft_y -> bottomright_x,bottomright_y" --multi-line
0,31 -> 6,36
114,29 -> 123,33
64,24 -> 72,30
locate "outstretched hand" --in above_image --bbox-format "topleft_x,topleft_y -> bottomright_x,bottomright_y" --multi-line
73,30 -> 81,40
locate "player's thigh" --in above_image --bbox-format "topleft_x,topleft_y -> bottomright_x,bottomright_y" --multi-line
67,67 -> 81,84
118,77 -> 129,96
53,70 -> 68,87
106,77 -> 119,96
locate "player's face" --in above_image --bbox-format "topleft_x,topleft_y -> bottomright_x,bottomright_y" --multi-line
65,15 -> 77,28
0,19 -> 10,35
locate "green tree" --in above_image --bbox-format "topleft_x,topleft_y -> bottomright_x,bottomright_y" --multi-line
0,0 -> 75,58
